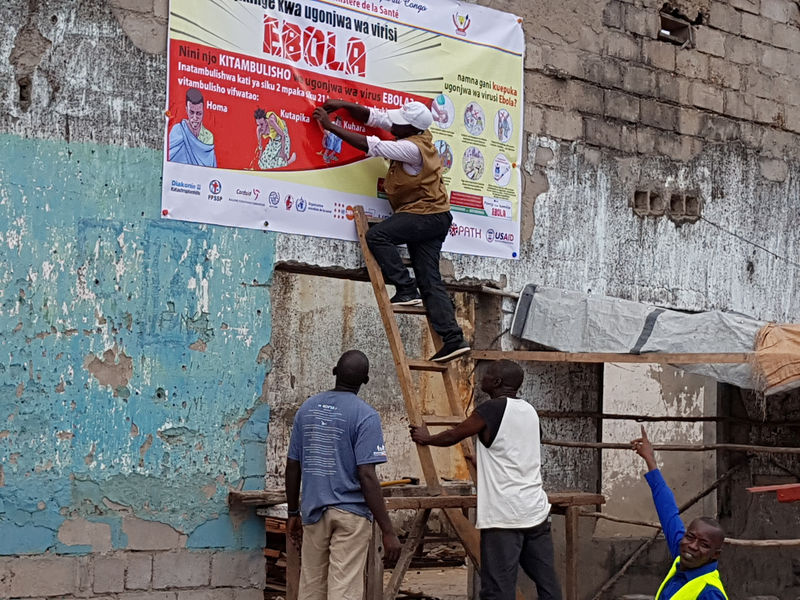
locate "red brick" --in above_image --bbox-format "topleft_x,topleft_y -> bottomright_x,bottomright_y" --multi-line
741,13 -> 774,42
710,2 -> 742,33
708,57 -> 742,89
695,28 -> 726,57
690,82 -> 724,112
642,40 -> 676,70
604,89 -> 640,122
676,50 -> 709,79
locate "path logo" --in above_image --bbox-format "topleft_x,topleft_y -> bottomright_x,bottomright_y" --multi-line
453,13 -> 471,36
285,194 -> 293,210
208,180 -> 222,194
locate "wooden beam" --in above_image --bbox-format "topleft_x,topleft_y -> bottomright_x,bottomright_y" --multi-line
365,522 -> 383,600
383,509 -> 431,600
543,439 -> 800,455
565,506 -> 580,600
422,415 -> 464,426
286,529 -> 300,600
385,496 -> 477,510
471,350 -> 753,364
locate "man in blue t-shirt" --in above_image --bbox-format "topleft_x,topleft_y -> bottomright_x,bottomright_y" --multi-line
631,426 -> 728,600
285,350 -> 401,600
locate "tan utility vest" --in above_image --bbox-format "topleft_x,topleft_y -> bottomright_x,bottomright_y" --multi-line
383,131 -> 450,215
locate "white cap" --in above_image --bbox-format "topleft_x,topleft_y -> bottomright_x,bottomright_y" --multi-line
387,101 -> 433,131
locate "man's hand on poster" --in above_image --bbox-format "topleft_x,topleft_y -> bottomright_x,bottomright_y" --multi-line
321,98 -> 346,113
313,107 -> 333,130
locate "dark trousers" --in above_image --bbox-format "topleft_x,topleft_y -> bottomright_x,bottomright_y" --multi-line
365,210 -> 463,345
479,519 -> 563,600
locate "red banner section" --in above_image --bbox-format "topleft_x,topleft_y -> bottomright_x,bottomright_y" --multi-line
450,191 -> 484,209
166,40 -> 429,173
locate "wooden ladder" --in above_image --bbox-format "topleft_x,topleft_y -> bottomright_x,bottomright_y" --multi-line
353,205 -> 481,599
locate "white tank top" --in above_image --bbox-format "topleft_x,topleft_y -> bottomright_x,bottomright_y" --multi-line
476,397 -> 551,529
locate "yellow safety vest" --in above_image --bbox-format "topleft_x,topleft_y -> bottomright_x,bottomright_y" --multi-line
655,557 -> 728,600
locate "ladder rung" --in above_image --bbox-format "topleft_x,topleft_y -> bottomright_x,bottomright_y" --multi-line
423,415 -> 463,426
407,359 -> 448,372
392,305 -> 427,315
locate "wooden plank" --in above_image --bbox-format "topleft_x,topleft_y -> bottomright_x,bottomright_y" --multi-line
471,350 -> 753,364
544,439 -> 800,455
422,415 -> 464,426
442,508 -> 481,566
286,528 -> 300,600
407,359 -> 448,372
383,509 -> 431,600
548,492 -> 606,507
354,206 -> 441,494
441,366 -> 477,483
392,305 -> 427,315
747,483 -> 800,492
364,521 -> 383,600
564,506 -> 579,600
385,496 -> 477,510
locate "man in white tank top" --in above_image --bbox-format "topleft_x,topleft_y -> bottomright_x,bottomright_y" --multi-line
410,360 -> 561,599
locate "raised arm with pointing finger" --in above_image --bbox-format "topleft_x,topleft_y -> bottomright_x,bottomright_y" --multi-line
631,426 -> 728,600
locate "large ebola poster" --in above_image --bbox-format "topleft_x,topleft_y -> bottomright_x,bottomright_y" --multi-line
161,0 -> 524,259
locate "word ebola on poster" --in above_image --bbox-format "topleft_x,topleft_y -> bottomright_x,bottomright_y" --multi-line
161,0 -> 524,259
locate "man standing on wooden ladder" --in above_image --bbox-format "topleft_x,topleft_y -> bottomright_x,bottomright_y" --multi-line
410,359 -> 562,599
631,426 -> 728,600
312,99 -> 470,363
285,350 -> 401,600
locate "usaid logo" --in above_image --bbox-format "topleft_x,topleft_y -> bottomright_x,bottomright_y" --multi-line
486,228 -> 514,243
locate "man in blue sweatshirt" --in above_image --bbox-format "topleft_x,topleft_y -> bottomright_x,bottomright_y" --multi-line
631,426 -> 728,600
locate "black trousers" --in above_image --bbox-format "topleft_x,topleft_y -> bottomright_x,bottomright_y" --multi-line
479,519 -> 563,600
365,210 -> 463,345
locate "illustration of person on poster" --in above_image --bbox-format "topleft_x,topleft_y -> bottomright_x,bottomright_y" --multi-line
320,116 -> 344,163
251,108 -> 296,170
168,88 -> 217,167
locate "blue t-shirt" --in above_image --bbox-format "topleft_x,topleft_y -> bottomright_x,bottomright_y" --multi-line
288,390 -> 387,525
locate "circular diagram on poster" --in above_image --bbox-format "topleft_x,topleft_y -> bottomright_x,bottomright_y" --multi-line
462,146 -> 485,180
431,94 -> 455,129
434,139 -> 453,173
494,109 -> 513,143
463,102 -> 485,136
492,153 -> 512,187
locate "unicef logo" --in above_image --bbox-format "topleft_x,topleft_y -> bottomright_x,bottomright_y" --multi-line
296,197 -> 307,212
486,228 -> 495,243
209,180 -> 222,194
268,191 -> 280,206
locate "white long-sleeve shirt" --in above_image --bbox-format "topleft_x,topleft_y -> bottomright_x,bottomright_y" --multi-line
365,108 -> 423,176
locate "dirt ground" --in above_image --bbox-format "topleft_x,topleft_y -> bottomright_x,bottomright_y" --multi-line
385,566 -> 470,600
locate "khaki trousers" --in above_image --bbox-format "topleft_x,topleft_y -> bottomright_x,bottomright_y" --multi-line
298,507 -> 373,600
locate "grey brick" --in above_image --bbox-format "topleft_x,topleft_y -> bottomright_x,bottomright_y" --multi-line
656,135 -> 702,162
677,109 -> 704,135
6,557 -> 78,598
635,125 -> 658,154
690,82 -> 724,112
695,27 -> 726,57
583,58 -> 624,87
126,554 -> 153,590
657,72 -> 691,104
604,90 -> 640,122
542,47 -> 584,79
119,593 -> 177,600
676,50 -> 709,79
744,66 -> 774,98
700,115 -> 741,141
210,552 -> 266,588
603,1 -> 624,28
524,72 -> 568,109
741,13 -> 773,42
622,64 -> 656,96
730,0 -> 760,13
232,590 -> 263,600
605,31 -> 640,60
772,23 -> 800,52
753,97 -> 783,124
152,552 -> 211,589
623,5 -> 659,37
566,80 -> 604,114
524,43 -> 544,70
785,108 -> 800,133
177,590 -> 235,600
724,91 -> 755,120
760,0 -> 800,22
762,46 -> 790,74
759,157 -> 789,182
708,57 -> 742,89
642,40 -> 676,70
640,100 -> 678,130
123,517 -> 184,551
94,556 -> 125,594
710,2 -> 742,33
542,109 -> 583,140
524,105 -> 544,134
584,117 -> 621,149
725,36 -> 758,64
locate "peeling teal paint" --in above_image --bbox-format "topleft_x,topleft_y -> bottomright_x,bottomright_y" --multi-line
0,134 -> 275,553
